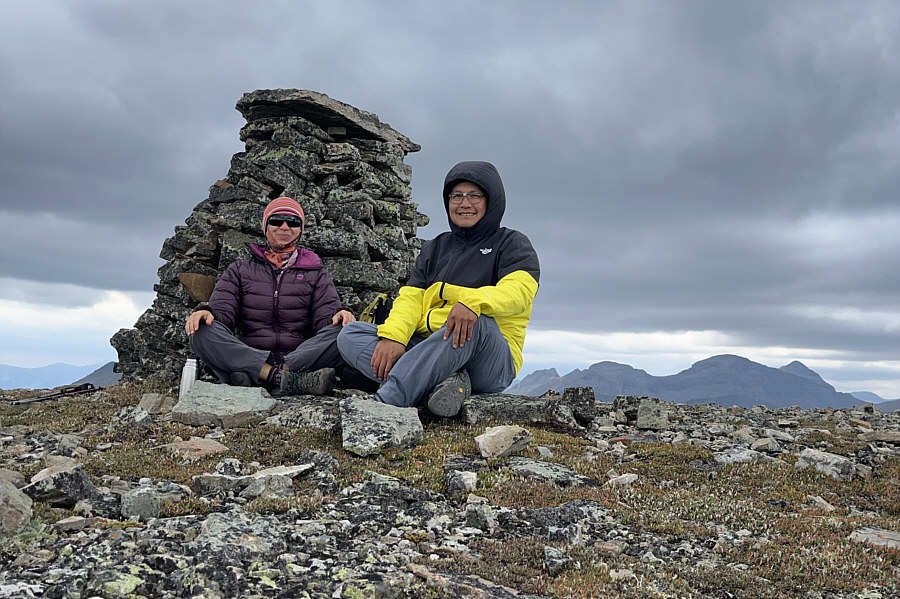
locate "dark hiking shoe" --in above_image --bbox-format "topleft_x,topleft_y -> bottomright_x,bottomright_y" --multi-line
426,370 -> 470,417
279,367 -> 336,396
228,372 -> 255,387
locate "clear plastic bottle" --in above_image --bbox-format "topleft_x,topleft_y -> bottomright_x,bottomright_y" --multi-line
179,358 -> 198,399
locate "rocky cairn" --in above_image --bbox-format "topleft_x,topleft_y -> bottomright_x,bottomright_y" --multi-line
111,89 -> 428,384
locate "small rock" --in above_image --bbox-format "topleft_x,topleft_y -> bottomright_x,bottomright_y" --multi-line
807,495 -> 836,512
446,471 -> 478,495
121,486 -> 161,521
604,473 -> 639,487
848,527 -> 900,550
161,437 -> 230,460
465,503 -> 497,533
0,480 -> 32,536
794,448 -> 857,481
340,397 -> 423,457
474,425 -> 533,459
240,475 -> 294,499
137,392 -> 177,415
544,546 -> 571,575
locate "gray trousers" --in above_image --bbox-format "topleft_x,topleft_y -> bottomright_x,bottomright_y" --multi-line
337,316 -> 516,408
190,320 -> 344,383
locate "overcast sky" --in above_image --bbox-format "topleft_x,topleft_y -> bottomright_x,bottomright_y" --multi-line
1,1 -> 898,397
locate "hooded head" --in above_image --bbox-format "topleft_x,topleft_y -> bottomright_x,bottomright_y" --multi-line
442,161 -> 505,239
262,197 -> 305,251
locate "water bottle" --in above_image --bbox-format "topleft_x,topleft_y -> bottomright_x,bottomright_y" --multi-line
179,358 -> 198,399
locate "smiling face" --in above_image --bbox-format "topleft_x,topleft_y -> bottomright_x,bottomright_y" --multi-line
265,214 -> 302,250
448,181 -> 487,228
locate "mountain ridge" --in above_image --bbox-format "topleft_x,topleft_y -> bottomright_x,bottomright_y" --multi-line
0,361 -> 120,391
507,354 -> 883,410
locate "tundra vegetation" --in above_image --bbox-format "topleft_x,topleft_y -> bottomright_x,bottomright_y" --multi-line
1,382 -> 898,599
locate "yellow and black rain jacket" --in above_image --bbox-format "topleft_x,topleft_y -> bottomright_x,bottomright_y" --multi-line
377,161 -> 540,374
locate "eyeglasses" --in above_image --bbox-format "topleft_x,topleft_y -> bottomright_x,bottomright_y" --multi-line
448,191 -> 485,204
267,215 -> 303,228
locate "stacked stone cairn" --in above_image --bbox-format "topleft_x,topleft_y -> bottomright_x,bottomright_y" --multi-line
111,89 -> 428,384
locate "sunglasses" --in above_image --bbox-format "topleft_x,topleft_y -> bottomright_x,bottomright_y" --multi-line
267,215 -> 303,228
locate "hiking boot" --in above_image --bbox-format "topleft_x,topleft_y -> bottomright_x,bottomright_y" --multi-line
426,370 -> 470,417
228,371 -> 255,387
279,367 -> 336,396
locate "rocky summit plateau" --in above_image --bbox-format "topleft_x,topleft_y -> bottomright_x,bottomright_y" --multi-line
1,380 -> 898,599
3,90 -> 896,598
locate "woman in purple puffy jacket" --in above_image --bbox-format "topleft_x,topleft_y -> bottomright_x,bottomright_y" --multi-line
185,197 -> 354,395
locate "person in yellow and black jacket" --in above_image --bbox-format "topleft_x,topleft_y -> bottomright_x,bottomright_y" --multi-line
337,161 -> 540,417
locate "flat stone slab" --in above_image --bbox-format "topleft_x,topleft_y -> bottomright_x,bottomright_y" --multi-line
236,89 -> 420,152
505,457 -> 599,488
461,394 -> 551,425
858,430 -> 900,443
715,448 -> 764,464
266,398 -> 341,432
794,448 -> 857,480
160,437 -> 230,460
172,381 -> 277,428
848,527 -> 900,550
340,397 -> 423,457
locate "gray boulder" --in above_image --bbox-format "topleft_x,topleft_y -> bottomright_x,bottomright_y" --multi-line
265,397 -> 341,431
340,397 -> 423,457
794,448 -> 858,480
461,393 -> 551,425
172,380 -> 277,428
137,392 -> 177,415
22,457 -> 103,508
121,486 -> 161,522
0,480 -> 33,536
506,457 -> 599,488
475,425 -> 534,459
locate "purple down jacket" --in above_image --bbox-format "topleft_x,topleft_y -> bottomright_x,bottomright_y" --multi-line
205,244 -> 344,360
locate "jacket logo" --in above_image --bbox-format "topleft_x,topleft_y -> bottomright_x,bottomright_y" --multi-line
296,274 -> 305,281
479,248 -> 492,255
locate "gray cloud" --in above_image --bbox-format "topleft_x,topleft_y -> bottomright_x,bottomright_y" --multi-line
1,0 -> 898,392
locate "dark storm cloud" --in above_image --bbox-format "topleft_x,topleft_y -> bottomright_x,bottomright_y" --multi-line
1,0 -> 898,390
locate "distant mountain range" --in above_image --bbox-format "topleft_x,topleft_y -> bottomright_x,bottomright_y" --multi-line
0,362 -> 121,391
507,354 -> 897,411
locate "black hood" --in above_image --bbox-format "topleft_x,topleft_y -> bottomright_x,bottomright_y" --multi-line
442,161 -> 505,240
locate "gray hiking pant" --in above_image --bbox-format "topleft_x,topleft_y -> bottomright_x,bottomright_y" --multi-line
336,316 -> 516,408
189,320 -> 344,383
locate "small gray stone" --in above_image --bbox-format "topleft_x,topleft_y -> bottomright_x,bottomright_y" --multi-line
714,448 -> 763,464
475,425 -> 533,459
22,457 -> 102,508
794,448 -> 857,481
636,397 -> 668,430
506,457 -> 599,488
240,475 -> 294,499
137,392 -> 177,415
848,527 -> 900,550
121,487 -> 160,521
0,480 -> 32,536
537,446 -> 554,459
544,546 -> 572,576
465,503 -> 497,533
340,397 -> 423,457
